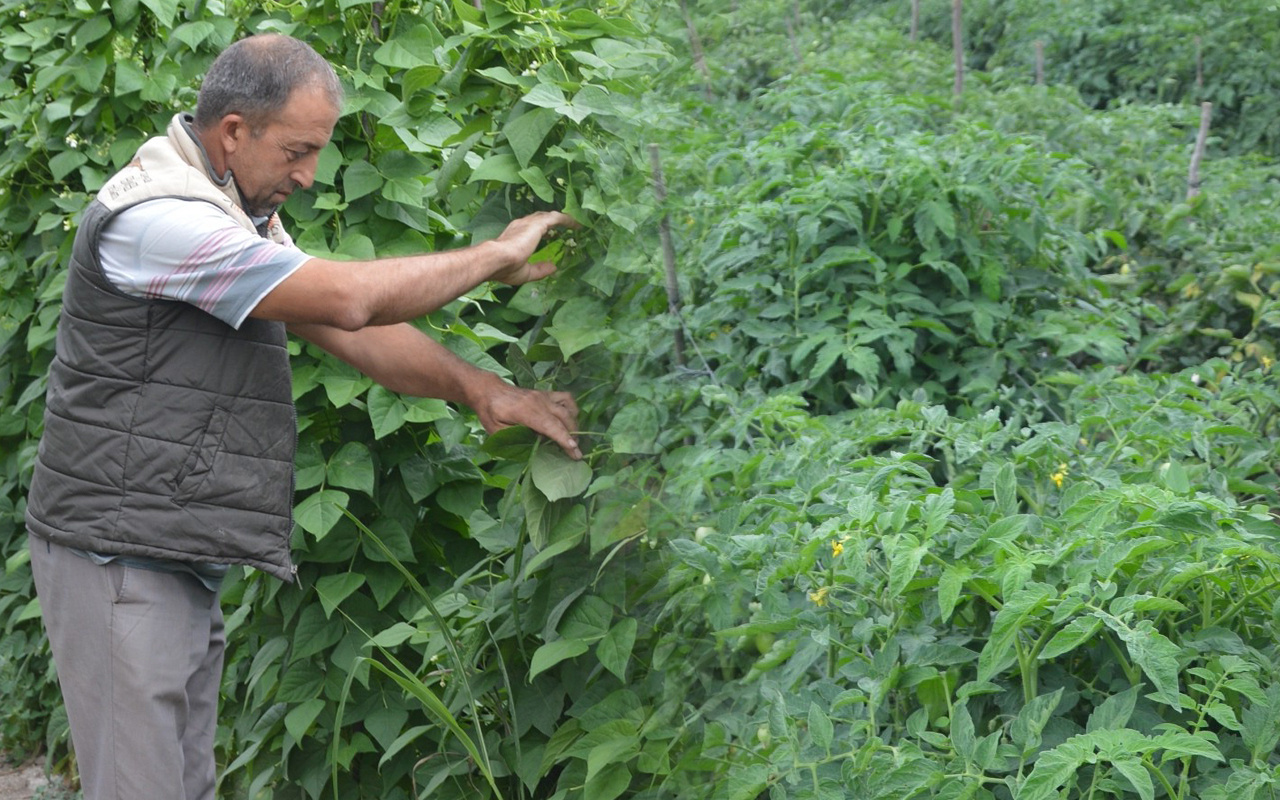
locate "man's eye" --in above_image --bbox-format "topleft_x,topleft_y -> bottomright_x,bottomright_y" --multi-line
286,149 -> 306,161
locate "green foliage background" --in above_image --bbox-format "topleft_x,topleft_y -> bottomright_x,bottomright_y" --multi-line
2,1 -> 1280,799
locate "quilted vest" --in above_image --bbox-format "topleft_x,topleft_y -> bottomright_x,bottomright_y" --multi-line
25,114 -> 298,581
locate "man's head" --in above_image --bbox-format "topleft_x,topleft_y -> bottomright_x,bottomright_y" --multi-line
195,34 -> 344,217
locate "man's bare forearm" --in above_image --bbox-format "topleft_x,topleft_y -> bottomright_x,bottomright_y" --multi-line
251,210 -> 573,330
289,321 -> 501,402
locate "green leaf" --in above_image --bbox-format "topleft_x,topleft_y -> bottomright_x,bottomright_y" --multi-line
994,462 -> 1018,516
951,703 -> 976,763
1010,689 -> 1064,753
295,490 -> 350,539
469,152 -> 523,184
284,698 -> 326,743
1242,685 -> 1280,761
505,107 -> 559,168
606,401 -> 660,455
1017,738 -> 1088,800
559,595 -> 612,641
597,618 -> 637,681
979,584 -> 1053,682
562,85 -> 616,122
381,175 -> 425,207
74,16 -> 114,48
530,446 -> 592,501
937,565 -> 971,622
522,83 -> 567,110
584,761 -> 631,800
809,702 -> 835,751
547,297 -> 608,357
291,605 -> 343,661
1039,616 -> 1103,661
319,362 -> 371,407
115,60 -> 148,95
366,385 -> 408,439
519,165 -> 556,203
368,622 -> 416,648
887,539 -> 927,598
327,442 -> 375,496
373,26 -> 439,69
1099,614 -> 1182,708
171,20 -> 218,50
315,573 -> 366,618
1111,756 -> 1154,800
529,639 -> 590,680
401,65 -> 445,98
1152,730 -> 1224,761
139,0 -> 178,26
921,488 -> 954,538
404,397 -> 451,424
49,150 -> 88,182
343,160 -> 384,203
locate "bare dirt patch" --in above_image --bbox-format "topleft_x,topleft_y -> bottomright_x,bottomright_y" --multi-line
0,757 -> 72,800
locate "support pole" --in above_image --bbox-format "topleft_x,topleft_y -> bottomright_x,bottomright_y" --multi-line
786,10 -> 803,68
648,145 -> 687,368
1187,102 -> 1212,200
678,0 -> 713,101
1035,40 -> 1044,85
910,0 -> 920,42
951,0 -> 964,97
1194,35 -> 1204,90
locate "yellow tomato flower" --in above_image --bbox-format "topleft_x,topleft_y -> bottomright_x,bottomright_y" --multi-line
809,586 -> 830,607
831,539 -> 844,558
1050,463 -> 1068,488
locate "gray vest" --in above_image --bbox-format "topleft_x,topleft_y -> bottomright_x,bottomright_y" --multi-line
25,115 -> 298,581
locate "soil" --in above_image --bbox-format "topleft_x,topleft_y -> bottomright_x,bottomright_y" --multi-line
0,757 -> 69,800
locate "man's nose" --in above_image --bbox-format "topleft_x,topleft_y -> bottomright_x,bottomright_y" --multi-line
292,152 -> 320,190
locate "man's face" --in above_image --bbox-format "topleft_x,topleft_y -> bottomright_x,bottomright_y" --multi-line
226,84 -> 339,217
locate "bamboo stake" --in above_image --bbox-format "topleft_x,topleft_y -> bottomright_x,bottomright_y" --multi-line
952,0 -> 964,96
1035,40 -> 1044,85
910,0 -> 920,42
1187,102 -> 1212,200
648,145 -> 687,368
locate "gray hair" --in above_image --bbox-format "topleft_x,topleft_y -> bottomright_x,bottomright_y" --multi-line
194,34 -> 343,132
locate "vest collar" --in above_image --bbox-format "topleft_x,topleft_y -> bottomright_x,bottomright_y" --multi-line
164,113 -> 288,242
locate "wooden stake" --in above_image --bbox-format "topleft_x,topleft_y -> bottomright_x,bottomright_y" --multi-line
678,0 -> 713,101
1194,35 -> 1203,90
648,144 -> 687,368
785,10 -> 804,68
1035,40 -> 1044,85
1187,102 -> 1212,200
952,0 -> 964,96
910,0 -> 920,42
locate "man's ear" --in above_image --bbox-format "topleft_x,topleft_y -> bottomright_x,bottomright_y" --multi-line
218,114 -> 249,155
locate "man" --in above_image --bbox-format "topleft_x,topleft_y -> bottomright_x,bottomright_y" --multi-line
24,33 -> 580,800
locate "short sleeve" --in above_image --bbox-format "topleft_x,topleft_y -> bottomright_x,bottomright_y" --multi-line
99,198 -> 311,329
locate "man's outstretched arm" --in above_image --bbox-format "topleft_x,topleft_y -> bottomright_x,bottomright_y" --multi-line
289,321 -> 582,460
250,211 -> 575,330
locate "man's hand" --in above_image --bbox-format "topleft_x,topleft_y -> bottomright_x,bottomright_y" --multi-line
490,210 -> 579,286
475,381 -> 582,460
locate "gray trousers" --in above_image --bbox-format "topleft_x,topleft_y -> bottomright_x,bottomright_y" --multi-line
30,537 -> 225,800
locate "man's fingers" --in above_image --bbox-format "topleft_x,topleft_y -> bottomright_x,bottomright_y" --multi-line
485,389 -> 582,460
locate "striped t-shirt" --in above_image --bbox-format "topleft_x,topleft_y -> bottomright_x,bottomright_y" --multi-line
100,197 -> 310,328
